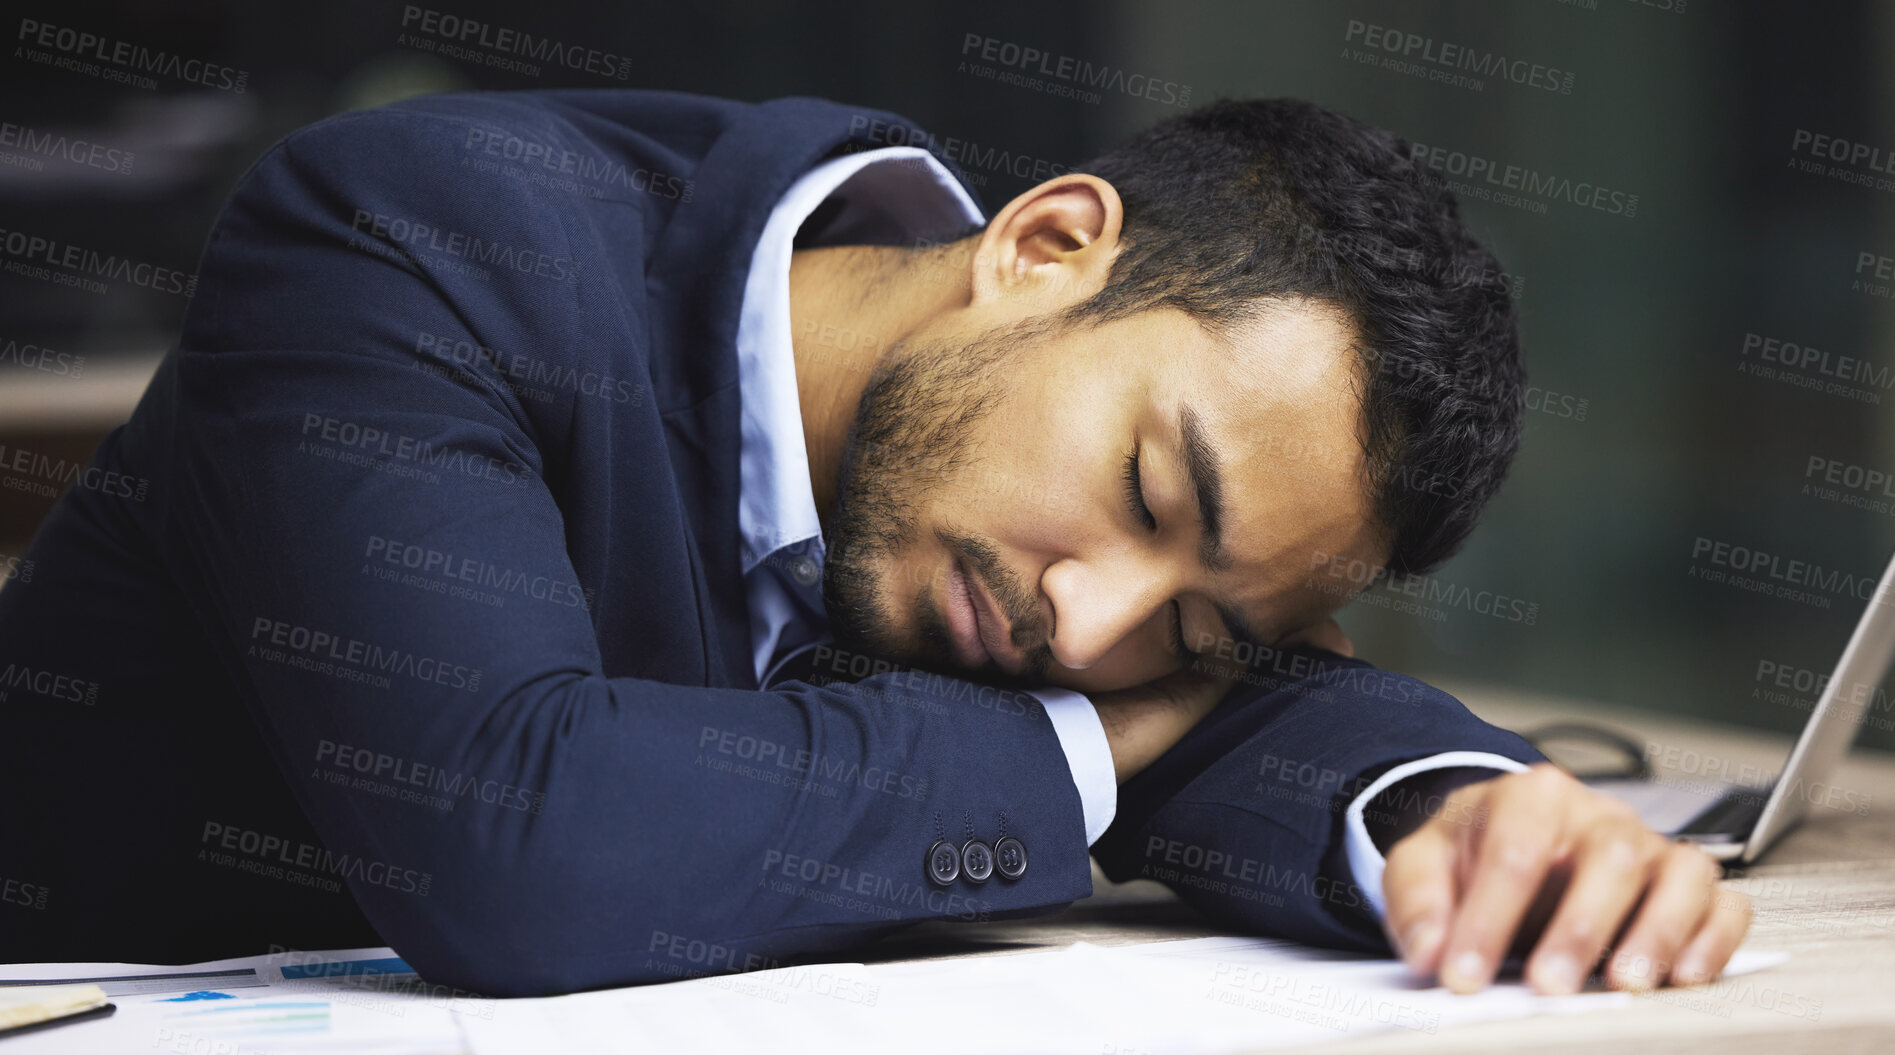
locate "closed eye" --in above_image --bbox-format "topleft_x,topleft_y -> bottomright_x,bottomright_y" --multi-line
1121,445 -> 1157,531
1167,599 -> 1198,658
1124,445 -> 1200,659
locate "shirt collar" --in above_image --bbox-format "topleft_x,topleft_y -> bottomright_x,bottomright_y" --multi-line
734,146 -> 984,574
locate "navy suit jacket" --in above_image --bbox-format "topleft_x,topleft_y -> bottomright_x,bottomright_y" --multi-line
0,89 -> 1543,995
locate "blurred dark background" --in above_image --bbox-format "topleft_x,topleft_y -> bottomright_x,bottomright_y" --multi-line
2,0 -> 1891,748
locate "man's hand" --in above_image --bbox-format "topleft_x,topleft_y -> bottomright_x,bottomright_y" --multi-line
1089,617 -> 1350,783
1382,763 -> 1753,995
1090,663 -> 1235,783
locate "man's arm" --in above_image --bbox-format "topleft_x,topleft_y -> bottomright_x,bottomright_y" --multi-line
1090,647 -> 1751,992
157,106 -> 1137,997
1091,647 -> 1546,950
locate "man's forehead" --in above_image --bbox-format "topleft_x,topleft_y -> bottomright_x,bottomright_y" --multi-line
1171,301 -> 1389,641
1215,481 -> 1388,644
1213,298 -> 1367,392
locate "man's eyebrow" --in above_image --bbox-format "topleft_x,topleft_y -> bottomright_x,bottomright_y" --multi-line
1178,405 -> 1276,655
1177,404 -> 1232,575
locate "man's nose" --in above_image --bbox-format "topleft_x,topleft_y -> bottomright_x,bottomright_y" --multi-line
1039,557 -> 1169,671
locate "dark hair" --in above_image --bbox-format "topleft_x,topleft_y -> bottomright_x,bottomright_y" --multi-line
1060,97 -> 1525,577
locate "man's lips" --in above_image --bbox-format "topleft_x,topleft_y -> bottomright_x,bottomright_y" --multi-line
942,557 -> 988,670
944,553 -> 1025,676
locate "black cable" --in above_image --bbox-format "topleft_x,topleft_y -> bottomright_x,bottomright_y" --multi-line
1520,722 -> 1652,781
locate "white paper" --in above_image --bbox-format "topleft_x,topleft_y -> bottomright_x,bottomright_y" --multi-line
0,938 -> 1789,1054
0,947 -> 483,1054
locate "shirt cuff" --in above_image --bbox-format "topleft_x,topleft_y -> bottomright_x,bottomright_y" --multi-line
1029,687 -> 1117,846
1345,751 -> 1531,920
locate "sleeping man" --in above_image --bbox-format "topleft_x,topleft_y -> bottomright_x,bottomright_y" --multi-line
0,89 -> 1748,996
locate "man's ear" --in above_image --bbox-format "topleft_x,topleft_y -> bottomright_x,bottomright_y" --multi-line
968,173 -> 1124,308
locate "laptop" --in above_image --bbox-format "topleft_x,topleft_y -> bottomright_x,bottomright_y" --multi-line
1583,546 -> 1895,863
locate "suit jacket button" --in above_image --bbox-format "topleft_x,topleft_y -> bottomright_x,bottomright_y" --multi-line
993,835 -> 1027,880
960,839 -> 994,883
927,840 -> 960,886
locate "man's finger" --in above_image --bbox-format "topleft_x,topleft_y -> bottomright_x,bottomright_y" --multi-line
1602,842 -> 1721,991
1668,883 -> 1751,987
1523,816 -> 1665,994
1438,766 -> 1569,993
1381,823 -> 1459,976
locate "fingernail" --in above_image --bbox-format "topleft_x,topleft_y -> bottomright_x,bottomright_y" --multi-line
1400,921 -> 1443,968
1535,952 -> 1583,995
1443,950 -> 1490,992
1673,955 -> 1708,986
1612,951 -> 1657,991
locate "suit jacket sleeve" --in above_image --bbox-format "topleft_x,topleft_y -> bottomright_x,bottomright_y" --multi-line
158,105 -> 1092,997
1090,648 -> 1548,951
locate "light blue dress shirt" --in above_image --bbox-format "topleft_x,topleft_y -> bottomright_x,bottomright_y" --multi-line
732,147 -> 1516,908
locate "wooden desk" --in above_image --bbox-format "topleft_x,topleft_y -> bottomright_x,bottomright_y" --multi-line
865,681 -> 1895,1052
